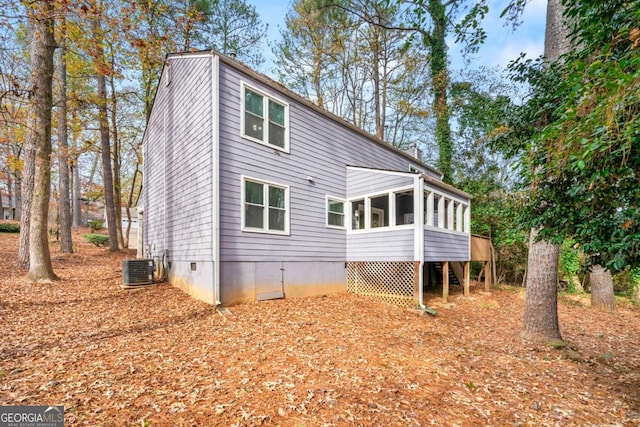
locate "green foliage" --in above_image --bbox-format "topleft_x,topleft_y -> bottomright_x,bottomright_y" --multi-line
452,70 -> 529,284
193,0 -> 267,68
502,0 -> 640,273
559,238 -> 581,279
613,267 -> 640,297
0,222 -> 20,233
459,176 -> 528,284
631,268 -> 640,301
84,233 -> 109,247
88,219 -> 104,232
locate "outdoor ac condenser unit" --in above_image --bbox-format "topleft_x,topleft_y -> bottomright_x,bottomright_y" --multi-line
122,259 -> 154,285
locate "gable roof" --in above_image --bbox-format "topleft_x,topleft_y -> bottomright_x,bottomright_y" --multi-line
161,49 -> 443,179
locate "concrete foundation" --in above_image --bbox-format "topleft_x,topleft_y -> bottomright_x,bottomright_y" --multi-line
220,261 -> 347,305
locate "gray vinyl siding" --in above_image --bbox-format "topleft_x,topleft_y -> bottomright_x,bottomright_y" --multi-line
218,63 -> 427,263
346,168 -> 414,198
143,56 -> 214,262
143,81 -> 166,259
424,229 -> 469,261
347,229 -> 415,261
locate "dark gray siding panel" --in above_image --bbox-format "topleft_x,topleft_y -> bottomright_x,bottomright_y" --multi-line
346,168 -> 414,198
143,56 -> 214,264
346,229 -> 414,261
218,64 -> 428,262
424,229 -> 469,261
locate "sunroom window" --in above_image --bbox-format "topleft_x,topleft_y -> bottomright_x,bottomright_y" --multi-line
370,195 -> 389,228
351,199 -> 365,230
243,85 -> 288,151
395,190 -> 414,225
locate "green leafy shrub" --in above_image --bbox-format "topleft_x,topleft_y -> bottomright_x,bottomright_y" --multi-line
88,219 -> 104,232
559,238 -> 582,293
612,270 -> 632,294
84,233 -> 109,247
0,222 -> 20,233
613,268 -> 640,297
630,268 -> 640,302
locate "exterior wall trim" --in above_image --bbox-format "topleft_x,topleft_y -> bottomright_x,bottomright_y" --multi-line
347,165 -> 417,178
212,54 -> 221,305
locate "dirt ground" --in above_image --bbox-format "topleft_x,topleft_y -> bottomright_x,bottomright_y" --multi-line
1,229 -> 639,426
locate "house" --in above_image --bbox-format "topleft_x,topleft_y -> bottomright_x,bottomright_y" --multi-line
142,50 -> 480,307
104,207 -> 139,231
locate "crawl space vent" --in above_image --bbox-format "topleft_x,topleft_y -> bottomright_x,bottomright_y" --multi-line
122,259 -> 154,285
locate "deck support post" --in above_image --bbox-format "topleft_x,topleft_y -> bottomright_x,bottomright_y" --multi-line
484,261 -> 491,292
442,261 -> 449,302
463,261 -> 470,297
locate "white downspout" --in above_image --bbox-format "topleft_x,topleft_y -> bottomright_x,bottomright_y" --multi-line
211,53 -> 221,306
414,175 -> 425,309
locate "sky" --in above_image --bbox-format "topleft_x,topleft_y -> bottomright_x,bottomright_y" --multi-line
248,0 -> 548,76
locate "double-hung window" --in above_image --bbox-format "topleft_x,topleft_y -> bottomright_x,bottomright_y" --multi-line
243,177 -> 289,234
242,84 -> 288,151
326,197 -> 345,228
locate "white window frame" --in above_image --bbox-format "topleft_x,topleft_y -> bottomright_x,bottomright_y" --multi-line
347,186 -> 415,233
326,196 -> 346,229
240,82 -> 290,153
241,175 -> 290,235
423,185 -> 470,235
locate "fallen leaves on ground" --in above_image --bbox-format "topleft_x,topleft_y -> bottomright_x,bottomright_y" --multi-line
1,230 -> 640,426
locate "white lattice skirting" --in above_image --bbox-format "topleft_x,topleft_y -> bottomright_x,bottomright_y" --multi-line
346,261 -> 418,307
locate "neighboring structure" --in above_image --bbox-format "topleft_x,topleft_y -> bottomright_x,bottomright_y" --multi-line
142,50 -> 475,307
104,207 -> 139,232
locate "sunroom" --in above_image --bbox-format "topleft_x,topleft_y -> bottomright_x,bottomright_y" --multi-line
345,166 -> 472,307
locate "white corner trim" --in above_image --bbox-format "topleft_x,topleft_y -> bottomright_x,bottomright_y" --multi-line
211,54 -> 221,305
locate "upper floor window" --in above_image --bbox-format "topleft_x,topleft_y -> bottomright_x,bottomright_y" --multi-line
242,176 -> 289,235
242,84 -> 289,152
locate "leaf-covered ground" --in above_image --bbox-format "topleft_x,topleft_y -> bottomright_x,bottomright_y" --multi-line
1,230 -> 640,426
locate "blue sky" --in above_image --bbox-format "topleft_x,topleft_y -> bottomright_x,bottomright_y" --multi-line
248,0 -> 547,75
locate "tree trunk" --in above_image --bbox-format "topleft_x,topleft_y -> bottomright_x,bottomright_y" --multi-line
519,0 -> 569,344
17,135 -> 34,267
25,0 -> 57,281
57,16 -> 72,253
590,264 -> 616,312
429,0 -> 453,183
371,21 -> 383,139
521,228 -> 562,342
544,0 -> 571,63
92,16 -> 119,251
109,72 -> 124,248
6,174 -> 13,218
71,112 -> 82,227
